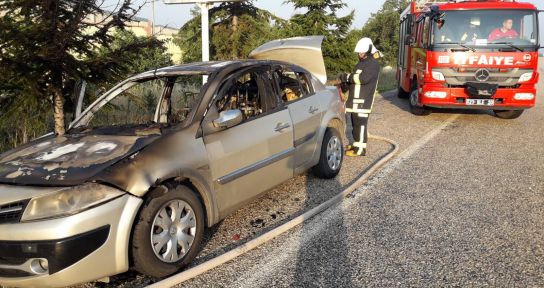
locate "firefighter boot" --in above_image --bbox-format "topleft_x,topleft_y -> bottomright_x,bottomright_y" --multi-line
346,148 -> 366,157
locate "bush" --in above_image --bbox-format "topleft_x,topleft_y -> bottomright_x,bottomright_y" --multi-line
377,68 -> 397,92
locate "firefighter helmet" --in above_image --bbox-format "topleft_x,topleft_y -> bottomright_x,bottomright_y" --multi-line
354,37 -> 378,54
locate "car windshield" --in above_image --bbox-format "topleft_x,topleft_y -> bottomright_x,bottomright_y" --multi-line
433,10 -> 538,49
71,74 -> 207,133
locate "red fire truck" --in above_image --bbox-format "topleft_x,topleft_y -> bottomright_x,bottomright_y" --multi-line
397,0 -> 541,119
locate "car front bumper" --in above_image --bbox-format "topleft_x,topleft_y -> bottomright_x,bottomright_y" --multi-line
0,194 -> 142,288
419,85 -> 536,110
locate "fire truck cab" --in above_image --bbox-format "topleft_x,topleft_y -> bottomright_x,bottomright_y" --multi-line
397,0 -> 540,119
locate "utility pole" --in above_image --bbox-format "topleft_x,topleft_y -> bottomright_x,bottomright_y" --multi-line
198,2 -> 212,62
163,0 -> 244,83
151,0 -> 155,35
163,0 -> 244,63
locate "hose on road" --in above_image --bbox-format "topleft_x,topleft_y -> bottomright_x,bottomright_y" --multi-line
148,134 -> 400,288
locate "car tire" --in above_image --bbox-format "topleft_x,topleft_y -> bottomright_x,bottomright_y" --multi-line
312,128 -> 343,179
493,109 -> 524,119
409,88 -> 431,116
131,184 -> 205,278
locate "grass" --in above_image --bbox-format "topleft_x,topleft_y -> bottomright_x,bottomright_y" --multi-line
377,68 -> 398,93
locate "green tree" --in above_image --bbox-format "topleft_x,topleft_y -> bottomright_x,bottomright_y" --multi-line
0,0 -> 163,136
284,0 -> 355,79
76,29 -> 174,117
174,1 -> 285,63
95,29 -> 173,84
355,0 -> 411,67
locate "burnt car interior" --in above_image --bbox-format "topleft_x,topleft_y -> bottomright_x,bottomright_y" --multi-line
215,68 -> 277,121
275,67 -> 312,103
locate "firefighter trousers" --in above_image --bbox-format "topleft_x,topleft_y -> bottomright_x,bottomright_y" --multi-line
351,112 -> 369,154
347,94 -> 375,155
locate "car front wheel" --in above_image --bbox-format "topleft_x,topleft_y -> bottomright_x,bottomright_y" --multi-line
131,185 -> 205,278
312,128 -> 343,179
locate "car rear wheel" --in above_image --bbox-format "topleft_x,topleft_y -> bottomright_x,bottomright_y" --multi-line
312,128 -> 343,179
131,185 -> 204,278
493,109 -> 524,119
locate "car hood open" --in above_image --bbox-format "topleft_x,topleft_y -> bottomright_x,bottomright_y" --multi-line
249,36 -> 327,84
0,132 -> 160,186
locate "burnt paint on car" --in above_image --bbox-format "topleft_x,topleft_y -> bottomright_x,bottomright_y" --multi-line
0,130 -> 161,186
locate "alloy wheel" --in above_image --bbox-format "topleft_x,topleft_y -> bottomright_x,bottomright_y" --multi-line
326,135 -> 342,171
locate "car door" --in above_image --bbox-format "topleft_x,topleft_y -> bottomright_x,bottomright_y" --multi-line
202,67 -> 294,218
275,66 -> 323,169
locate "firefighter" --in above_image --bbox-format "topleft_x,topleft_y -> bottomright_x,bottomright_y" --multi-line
340,37 -> 381,157
461,16 -> 481,42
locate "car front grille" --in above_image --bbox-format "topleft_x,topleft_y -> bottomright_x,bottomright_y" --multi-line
0,267 -> 33,278
434,67 -> 532,87
0,201 -> 26,224
0,256 -> 27,266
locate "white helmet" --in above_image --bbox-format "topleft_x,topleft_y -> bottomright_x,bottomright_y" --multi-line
354,37 -> 379,54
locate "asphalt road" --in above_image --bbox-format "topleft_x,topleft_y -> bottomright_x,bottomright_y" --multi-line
175,62 -> 544,287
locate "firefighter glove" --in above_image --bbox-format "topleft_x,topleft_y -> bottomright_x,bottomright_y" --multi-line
339,73 -> 349,83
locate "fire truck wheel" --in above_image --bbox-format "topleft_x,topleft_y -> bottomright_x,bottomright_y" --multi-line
397,87 -> 410,99
493,109 -> 524,119
409,90 -> 431,116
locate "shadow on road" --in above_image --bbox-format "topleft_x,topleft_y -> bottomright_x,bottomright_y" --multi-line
294,175 -> 353,287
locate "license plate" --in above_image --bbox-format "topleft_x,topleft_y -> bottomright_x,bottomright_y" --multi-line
466,99 -> 495,106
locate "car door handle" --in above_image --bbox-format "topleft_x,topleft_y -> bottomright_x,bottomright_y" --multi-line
308,106 -> 319,114
275,123 -> 291,132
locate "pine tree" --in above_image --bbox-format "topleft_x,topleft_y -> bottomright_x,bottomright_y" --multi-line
174,1 -> 285,63
355,0 -> 411,67
284,0 -> 355,79
0,0 -> 163,136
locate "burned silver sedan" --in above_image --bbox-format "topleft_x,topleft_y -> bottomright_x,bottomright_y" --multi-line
0,36 -> 346,287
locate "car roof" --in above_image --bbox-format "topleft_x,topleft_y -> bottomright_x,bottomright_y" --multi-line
130,60 -> 305,80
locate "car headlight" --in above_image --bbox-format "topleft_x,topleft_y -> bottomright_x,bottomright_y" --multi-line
21,183 -> 125,221
424,91 -> 448,98
514,93 -> 535,100
432,71 -> 445,81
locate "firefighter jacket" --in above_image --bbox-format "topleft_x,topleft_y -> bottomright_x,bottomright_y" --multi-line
344,56 -> 380,116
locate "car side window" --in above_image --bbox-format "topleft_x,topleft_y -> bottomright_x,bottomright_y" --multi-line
169,75 -> 202,124
298,72 -> 313,95
215,68 -> 277,122
275,67 -> 311,103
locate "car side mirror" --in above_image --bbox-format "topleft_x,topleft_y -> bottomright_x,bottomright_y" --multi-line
213,109 -> 243,129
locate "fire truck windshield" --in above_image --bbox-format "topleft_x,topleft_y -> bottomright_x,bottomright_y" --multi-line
432,9 -> 538,51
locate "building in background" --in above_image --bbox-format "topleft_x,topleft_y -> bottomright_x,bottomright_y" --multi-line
86,12 -> 183,64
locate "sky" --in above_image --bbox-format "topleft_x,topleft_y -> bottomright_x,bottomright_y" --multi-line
104,0 -> 543,43
104,0 -> 383,29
